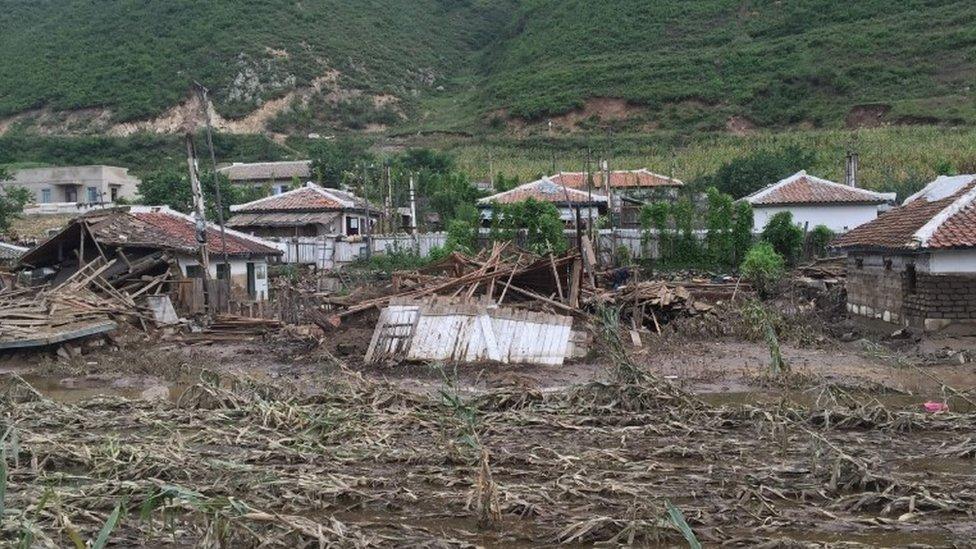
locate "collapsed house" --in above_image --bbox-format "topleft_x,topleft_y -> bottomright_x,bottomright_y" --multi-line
19,206 -> 281,303
337,242 -> 744,366
833,174 -> 976,332
0,206 -> 281,351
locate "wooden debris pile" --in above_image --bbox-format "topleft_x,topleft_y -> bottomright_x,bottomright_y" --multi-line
179,315 -> 283,344
796,255 -> 846,290
0,254 -> 175,350
587,279 -> 749,334
319,242 -> 589,329
322,241 -> 754,337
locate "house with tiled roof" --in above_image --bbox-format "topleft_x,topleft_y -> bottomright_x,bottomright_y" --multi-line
20,206 -> 281,301
832,174 -> 976,332
227,183 -> 380,238
743,171 -> 896,233
217,160 -> 312,194
477,177 -> 609,226
550,169 -> 683,227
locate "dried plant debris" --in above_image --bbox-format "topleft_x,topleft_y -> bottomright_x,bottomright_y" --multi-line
0,368 -> 973,547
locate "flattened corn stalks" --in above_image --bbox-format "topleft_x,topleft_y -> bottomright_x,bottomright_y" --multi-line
0,369 -> 973,546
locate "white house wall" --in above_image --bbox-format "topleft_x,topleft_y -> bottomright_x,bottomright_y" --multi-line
753,204 -> 881,233
928,249 -> 976,274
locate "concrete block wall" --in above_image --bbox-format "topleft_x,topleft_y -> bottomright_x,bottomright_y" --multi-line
904,273 -> 976,321
845,256 -> 907,323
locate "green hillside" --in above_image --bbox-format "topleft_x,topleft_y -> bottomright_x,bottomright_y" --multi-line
483,0 -> 976,128
0,0 -> 974,132
0,0 -> 511,122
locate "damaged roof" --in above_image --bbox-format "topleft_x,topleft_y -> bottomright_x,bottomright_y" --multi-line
478,178 -> 609,206
229,183 -> 376,214
744,171 -> 896,206
20,206 -> 280,266
832,174 -> 976,251
217,160 -> 311,181
550,169 -> 683,189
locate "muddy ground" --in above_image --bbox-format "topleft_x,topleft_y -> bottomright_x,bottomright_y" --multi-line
9,321 -> 976,407
1,310 -> 975,546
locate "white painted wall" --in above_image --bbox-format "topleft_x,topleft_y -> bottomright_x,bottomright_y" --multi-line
176,256 -> 269,301
928,249 -> 976,274
753,204 -> 881,233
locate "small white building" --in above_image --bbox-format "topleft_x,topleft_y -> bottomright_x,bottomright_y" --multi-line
227,183 -> 381,238
477,177 -> 609,226
743,171 -> 896,233
217,160 -> 312,195
6,165 -> 140,207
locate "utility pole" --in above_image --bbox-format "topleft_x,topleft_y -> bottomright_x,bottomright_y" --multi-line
487,147 -> 494,190
361,163 -> 372,258
194,82 -> 230,274
185,133 -> 211,280
385,161 -> 393,233
408,173 -> 418,236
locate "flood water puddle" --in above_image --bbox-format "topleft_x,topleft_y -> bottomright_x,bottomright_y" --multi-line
16,373 -> 186,403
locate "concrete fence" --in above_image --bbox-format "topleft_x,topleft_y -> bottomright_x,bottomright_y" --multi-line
266,229 -> 722,270
268,233 -> 447,269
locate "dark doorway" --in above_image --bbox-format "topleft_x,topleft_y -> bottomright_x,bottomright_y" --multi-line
246,262 -> 256,299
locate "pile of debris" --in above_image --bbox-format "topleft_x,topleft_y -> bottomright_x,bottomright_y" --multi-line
179,315 -> 283,344
0,255 -> 169,351
796,255 -> 846,290
326,242 -> 754,363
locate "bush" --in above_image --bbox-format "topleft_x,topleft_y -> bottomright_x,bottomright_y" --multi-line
807,224 -> 835,258
740,242 -> 785,297
444,203 -> 480,253
761,211 -> 804,265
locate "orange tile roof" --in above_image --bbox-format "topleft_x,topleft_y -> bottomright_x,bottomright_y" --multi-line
745,171 -> 895,206
84,209 -> 280,256
833,175 -> 976,251
478,178 -> 609,206
551,169 -> 683,189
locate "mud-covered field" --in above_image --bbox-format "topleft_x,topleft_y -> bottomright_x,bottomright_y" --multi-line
1,300 -> 975,547
2,353 -> 975,547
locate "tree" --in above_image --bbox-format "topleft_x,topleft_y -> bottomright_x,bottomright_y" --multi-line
671,197 -> 700,265
705,187 -> 734,267
698,146 -> 816,199
493,198 -> 566,254
445,203 -> 480,253
308,137 -> 374,188
761,211 -> 804,265
138,168 -> 260,220
426,172 -> 485,226
493,173 -> 520,192
731,200 -> 754,268
640,201 -> 670,262
0,169 -> 31,234
807,224 -> 835,258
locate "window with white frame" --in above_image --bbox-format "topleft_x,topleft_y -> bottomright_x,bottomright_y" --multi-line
86,186 -> 99,203
41,188 -> 51,203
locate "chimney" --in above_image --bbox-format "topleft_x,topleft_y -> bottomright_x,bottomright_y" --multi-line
845,150 -> 859,187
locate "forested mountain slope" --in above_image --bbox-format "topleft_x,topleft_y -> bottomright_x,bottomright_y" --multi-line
1,0 -> 973,133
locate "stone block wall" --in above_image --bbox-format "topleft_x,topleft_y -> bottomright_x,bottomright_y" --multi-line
845,255 -> 907,323
904,273 -> 976,321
